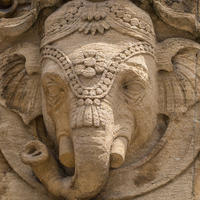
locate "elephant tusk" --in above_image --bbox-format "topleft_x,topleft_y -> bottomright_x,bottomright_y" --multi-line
110,136 -> 128,169
54,109 -> 75,168
59,135 -> 75,168
110,121 -> 134,168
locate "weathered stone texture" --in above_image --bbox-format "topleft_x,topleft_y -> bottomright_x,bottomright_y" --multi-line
0,0 -> 200,200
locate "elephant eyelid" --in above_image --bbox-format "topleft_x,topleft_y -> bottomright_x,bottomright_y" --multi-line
42,74 -> 68,92
122,79 -> 146,91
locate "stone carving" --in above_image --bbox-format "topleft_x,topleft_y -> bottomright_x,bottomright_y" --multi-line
0,0 -> 60,40
0,0 -> 200,200
41,41 -> 154,130
152,0 -> 199,34
42,0 -> 155,45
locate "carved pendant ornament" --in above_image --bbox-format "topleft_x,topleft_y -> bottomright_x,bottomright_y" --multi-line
0,0 -> 200,200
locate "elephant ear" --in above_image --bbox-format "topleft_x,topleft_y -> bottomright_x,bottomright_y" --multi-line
0,43 -> 49,194
0,42 -> 42,124
157,38 -> 200,116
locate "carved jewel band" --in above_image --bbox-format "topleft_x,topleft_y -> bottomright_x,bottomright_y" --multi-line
41,42 -> 154,102
41,42 -> 154,128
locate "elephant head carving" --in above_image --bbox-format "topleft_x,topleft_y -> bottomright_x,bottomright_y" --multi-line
0,0 -> 200,200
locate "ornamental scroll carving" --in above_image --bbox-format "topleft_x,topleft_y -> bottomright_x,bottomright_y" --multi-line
0,0 -> 200,200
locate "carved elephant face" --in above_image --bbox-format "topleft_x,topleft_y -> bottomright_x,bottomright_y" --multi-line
41,41 -> 159,168
0,0 -> 200,200
0,37 -> 200,200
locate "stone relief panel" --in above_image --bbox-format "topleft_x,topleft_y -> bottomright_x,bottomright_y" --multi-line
0,0 -> 200,200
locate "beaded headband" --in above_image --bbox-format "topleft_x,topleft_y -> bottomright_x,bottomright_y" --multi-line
41,41 -> 154,128
41,0 -> 155,47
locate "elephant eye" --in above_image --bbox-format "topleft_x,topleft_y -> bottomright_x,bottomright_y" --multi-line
42,74 -> 67,107
46,84 -> 64,97
46,82 -> 65,96
122,79 -> 145,91
44,84 -> 65,107
122,82 -> 129,90
43,74 -> 66,94
121,78 -> 146,104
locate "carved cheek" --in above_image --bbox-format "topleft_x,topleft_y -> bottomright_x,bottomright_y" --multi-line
42,73 -> 69,122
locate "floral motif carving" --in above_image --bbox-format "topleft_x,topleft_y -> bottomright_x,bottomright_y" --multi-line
41,0 -> 155,46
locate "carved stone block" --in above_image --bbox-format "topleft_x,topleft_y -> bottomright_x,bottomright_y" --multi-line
0,0 -> 200,200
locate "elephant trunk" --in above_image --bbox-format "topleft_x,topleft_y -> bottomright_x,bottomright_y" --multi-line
21,127 -> 112,200
70,128 -> 111,198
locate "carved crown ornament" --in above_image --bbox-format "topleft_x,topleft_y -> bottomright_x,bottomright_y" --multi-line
41,0 -> 155,46
0,1 -> 200,200
0,0 -> 199,41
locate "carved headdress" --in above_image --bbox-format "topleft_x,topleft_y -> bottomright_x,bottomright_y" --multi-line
41,0 -> 155,47
41,0 -> 156,129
